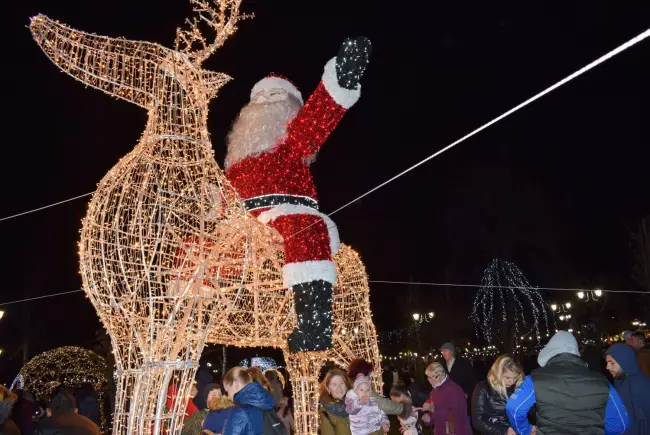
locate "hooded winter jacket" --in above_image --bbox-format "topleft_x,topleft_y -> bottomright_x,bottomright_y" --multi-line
606,343 -> 650,435
507,331 -> 629,435
223,381 -> 275,435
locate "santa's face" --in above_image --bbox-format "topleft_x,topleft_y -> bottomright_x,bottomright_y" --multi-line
225,88 -> 302,169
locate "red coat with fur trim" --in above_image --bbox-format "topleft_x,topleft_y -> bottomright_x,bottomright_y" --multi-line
226,58 -> 358,270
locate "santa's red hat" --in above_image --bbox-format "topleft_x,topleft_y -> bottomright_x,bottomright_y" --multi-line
250,74 -> 303,105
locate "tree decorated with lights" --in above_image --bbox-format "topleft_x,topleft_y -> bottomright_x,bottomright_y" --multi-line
30,1 -> 380,434
16,347 -> 108,426
471,259 -> 554,352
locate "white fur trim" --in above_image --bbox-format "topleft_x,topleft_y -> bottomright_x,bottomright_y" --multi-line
322,57 -> 360,109
251,77 -> 303,104
257,204 -> 340,254
283,260 -> 337,287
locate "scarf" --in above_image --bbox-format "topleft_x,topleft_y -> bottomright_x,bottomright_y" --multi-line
321,399 -> 348,418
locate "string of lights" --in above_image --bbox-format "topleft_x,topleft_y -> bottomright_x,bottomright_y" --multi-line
0,192 -> 93,222
3,26 -> 650,234
2,281 -> 648,308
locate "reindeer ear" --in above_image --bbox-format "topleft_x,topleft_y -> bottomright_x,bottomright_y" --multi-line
201,70 -> 232,100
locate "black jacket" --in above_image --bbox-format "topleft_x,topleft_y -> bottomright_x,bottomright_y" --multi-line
445,358 -> 477,416
471,381 -> 514,435
532,353 -> 609,435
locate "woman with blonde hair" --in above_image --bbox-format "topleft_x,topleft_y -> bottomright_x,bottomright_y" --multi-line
222,366 -> 278,435
471,355 -> 524,435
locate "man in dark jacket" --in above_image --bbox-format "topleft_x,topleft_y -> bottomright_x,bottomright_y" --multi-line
606,343 -> 650,435
506,331 -> 629,435
35,388 -> 101,435
440,342 -> 477,422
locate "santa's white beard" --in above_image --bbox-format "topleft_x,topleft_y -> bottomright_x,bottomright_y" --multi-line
225,98 -> 302,169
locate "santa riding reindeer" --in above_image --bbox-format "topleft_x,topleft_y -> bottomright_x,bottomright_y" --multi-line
224,37 -> 372,352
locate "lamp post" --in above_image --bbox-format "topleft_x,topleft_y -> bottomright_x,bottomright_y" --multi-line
411,312 -> 434,376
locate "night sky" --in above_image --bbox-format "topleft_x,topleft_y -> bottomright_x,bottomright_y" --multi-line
2,0 -> 650,381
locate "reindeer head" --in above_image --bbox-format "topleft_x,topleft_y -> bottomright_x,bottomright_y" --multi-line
29,0 -> 250,110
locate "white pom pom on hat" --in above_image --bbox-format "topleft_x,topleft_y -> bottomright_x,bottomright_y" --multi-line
250,74 -> 303,104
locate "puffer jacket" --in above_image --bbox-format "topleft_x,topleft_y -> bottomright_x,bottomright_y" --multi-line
223,382 -> 275,435
471,381 -> 515,435
203,396 -> 235,434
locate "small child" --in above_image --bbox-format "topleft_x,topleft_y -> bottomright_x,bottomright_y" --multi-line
345,374 -> 389,435
389,384 -> 420,435
202,385 -> 234,435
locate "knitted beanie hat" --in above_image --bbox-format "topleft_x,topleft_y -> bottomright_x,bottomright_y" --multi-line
353,374 -> 371,391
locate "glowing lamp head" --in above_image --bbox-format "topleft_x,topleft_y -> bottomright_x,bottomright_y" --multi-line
551,304 -> 558,311
412,313 -> 420,321
577,292 -> 585,299
594,289 -> 602,297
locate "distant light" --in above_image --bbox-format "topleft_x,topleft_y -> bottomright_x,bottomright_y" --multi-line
0,310 -> 4,320
207,362 -> 212,367
428,312 -> 435,318
559,315 -> 565,321
565,302 -> 572,309
577,292 -> 585,299
594,289 -> 602,297
412,313 -> 420,321
551,304 -> 558,311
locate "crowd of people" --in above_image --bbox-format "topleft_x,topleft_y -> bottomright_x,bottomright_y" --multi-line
1,330 -> 648,435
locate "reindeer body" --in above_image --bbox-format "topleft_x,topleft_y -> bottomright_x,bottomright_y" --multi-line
30,4 -> 381,435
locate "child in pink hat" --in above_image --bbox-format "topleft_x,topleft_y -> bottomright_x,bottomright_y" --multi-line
345,374 -> 389,435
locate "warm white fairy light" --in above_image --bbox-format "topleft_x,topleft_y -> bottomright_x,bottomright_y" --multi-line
31,2 -> 381,434
471,259 -> 555,347
199,240 -> 382,435
30,1 -> 251,434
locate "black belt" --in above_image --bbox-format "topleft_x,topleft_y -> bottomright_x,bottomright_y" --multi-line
243,194 -> 319,211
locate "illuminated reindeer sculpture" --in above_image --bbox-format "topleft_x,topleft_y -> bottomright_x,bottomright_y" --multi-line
30,1 -> 380,434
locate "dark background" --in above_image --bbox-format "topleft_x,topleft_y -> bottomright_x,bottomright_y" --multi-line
2,0 -> 650,382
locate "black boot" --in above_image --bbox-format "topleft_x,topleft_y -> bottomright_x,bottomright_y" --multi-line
287,280 -> 333,352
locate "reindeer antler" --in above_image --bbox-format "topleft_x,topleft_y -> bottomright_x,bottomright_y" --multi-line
175,0 -> 251,66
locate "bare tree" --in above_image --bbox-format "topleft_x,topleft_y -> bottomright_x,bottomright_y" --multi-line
632,216 -> 650,292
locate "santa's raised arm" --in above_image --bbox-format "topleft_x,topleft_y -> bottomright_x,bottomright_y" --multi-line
225,37 -> 371,352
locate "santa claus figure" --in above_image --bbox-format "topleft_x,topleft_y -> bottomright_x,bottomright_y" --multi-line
224,37 -> 372,352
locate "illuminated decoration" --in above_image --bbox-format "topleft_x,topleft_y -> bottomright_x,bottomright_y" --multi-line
471,259 -> 555,347
9,374 -> 24,391
239,357 -> 279,371
224,36 -> 371,352
30,1 -> 252,434
203,243 -> 382,435
30,3 -> 379,435
16,347 -> 107,427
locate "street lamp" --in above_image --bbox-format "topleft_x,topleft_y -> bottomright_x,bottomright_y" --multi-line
0,310 -> 4,320
551,304 -> 558,311
577,292 -> 585,299
412,312 -> 434,324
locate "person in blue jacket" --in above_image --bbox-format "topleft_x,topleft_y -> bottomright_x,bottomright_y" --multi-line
606,343 -> 650,435
506,331 -> 629,435
222,366 -> 276,435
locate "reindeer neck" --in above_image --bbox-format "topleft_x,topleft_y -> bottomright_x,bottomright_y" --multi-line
139,96 -> 213,158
